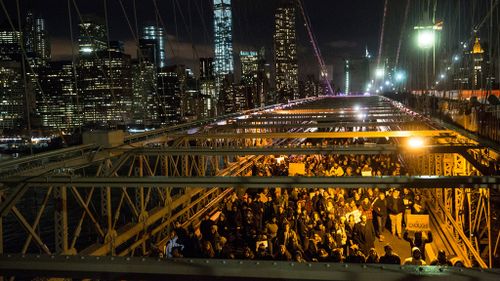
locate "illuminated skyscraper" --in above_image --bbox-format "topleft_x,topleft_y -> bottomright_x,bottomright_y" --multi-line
200,57 -> 214,80
24,12 -> 51,66
199,58 -> 216,116
78,16 -> 107,55
0,21 -> 21,61
274,1 -> 298,101
213,0 -> 234,80
37,62 -> 82,129
78,44 -> 133,125
141,26 -> 166,68
240,51 -> 259,84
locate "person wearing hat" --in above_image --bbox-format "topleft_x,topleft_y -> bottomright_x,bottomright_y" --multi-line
403,247 -> 427,265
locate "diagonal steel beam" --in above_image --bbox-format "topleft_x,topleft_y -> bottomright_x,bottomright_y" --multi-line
22,187 -> 53,253
11,206 -> 51,254
0,183 -> 28,217
70,187 -> 105,238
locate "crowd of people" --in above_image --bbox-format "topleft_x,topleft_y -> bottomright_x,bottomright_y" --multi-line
158,153 -> 456,266
252,150 -> 408,178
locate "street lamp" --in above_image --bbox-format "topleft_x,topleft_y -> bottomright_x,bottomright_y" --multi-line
395,71 -> 406,82
408,137 -> 425,149
375,68 -> 385,79
416,29 -> 436,49
414,22 -> 442,90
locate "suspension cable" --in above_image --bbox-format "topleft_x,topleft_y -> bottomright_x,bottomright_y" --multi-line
296,0 -> 334,95
395,0 -> 411,69
377,0 -> 389,68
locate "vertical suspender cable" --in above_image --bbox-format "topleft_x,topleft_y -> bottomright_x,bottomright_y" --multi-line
67,0 -> 82,134
14,0 -> 33,155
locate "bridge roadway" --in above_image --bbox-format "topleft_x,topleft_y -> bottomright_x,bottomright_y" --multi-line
0,95 -> 499,280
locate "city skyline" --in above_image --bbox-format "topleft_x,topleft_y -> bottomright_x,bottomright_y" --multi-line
0,0 -> 388,82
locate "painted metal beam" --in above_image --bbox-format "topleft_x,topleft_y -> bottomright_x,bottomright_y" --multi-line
225,121 -> 426,129
186,130 -> 455,139
0,255 -> 499,281
4,176 -> 499,189
123,145 -> 482,156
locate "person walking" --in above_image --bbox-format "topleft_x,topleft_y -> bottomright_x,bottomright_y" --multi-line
372,192 -> 388,241
387,189 -> 404,239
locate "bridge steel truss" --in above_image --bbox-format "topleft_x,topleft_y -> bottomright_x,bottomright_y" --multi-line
0,96 -> 499,280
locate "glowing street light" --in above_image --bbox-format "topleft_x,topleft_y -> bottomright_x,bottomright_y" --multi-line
375,68 -> 385,79
453,55 -> 460,62
408,137 -> 424,149
395,71 -> 406,82
416,29 -> 436,49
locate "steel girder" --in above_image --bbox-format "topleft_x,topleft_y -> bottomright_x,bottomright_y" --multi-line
3,176 -> 499,189
407,152 -> 496,268
1,255 -> 499,281
121,145 -> 483,156
184,130 -> 455,140
224,121 -> 427,129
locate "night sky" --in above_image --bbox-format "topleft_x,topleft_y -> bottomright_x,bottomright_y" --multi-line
0,0 -> 408,84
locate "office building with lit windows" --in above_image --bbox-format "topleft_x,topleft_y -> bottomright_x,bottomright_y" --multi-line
240,51 -> 259,84
157,66 -> 181,125
141,26 -> 166,68
344,56 -> 370,94
132,60 -> 158,126
78,16 -> 107,55
0,61 -> 24,129
37,62 -> 82,129
274,1 -> 298,102
24,12 -> 51,66
0,22 -> 21,61
77,43 -> 133,126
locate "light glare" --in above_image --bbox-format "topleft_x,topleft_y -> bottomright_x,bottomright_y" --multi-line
417,29 -> 436,49
408,137 -> 424,148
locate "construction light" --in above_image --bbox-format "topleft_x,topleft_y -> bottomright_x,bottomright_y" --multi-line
408,137 -> 424,149
416,29 -> 436,49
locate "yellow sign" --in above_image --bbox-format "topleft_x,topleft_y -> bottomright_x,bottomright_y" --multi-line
288,163 -> 306,176
406,214 -> 430,231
